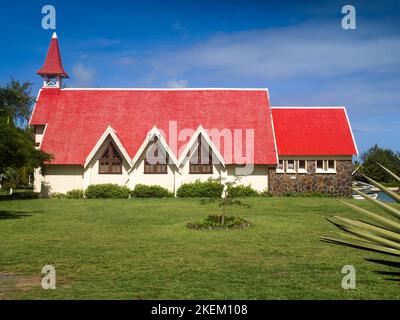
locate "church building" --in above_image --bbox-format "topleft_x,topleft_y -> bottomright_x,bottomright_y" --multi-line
30,33 -> 358,196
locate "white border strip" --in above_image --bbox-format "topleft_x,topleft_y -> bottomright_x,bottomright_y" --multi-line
61,87 -> 269,91
343,107 -> 359,156
28,88 -> 43,126
271,106 -> 345,109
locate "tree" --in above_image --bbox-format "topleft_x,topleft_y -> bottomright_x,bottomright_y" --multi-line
0,80 -> 52,179
360,144 -> 400,183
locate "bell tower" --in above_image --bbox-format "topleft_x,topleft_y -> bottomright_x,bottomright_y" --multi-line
37,32 -> 69,88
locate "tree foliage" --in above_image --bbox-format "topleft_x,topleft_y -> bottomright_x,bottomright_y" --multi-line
0,80 -> 52,178
360,144 -> 400,183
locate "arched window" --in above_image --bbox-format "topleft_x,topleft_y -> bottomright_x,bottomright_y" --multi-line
189,135 -> 213,174
99,142 -> 123,174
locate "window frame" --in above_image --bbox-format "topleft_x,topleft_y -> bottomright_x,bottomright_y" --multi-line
297,160 -> 308,174
144,137 -> 169,174
286,160 -> 296,173
189,136 -> 213,174
98,142 -> 123,175
315,160 -> 337,174
276,160 -> 284,173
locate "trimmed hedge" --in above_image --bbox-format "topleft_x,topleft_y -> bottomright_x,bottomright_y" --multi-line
227,185 -> 260,197
132,184 -> 173,198
85,184 -> 131,199
66,189 -> 85,199
177,179 -> 224,198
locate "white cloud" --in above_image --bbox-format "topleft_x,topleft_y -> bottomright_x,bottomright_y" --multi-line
165,78 -> 189,88
71,62 -> 95,87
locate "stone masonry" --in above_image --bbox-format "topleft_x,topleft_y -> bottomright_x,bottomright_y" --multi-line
268,160 -> 353,197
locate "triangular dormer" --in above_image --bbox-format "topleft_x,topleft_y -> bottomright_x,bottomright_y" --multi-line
37,32 -> 69,88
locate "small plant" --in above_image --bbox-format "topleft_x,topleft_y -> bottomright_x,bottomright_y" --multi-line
66,189 -> 85,199
187,215 -> 251,230
227,184 -> 260,197
177,178 -> 224,198
50,192 -> 66,199
260,189 -> 273,197
132,184 -> 173,198
85,184 -> 130,199
188,177 -> 251,230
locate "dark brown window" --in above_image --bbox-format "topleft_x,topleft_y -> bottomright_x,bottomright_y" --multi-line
99,142 -> 123,174
190,135 -> 213,174
144,137 -> 168,174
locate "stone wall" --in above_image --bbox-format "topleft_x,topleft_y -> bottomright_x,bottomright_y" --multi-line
268,160 -> 353,197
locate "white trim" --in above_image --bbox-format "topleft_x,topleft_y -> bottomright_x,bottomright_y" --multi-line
177,125 -> 226,167
28,88 -> 43,126
271,106 -> 346,109
84,126 -> 131,168
61,88 -> 269,91
38,124 -> 48,150
267,90 -> 279,164
130,126 -> 179,170
343,107 -> 359,156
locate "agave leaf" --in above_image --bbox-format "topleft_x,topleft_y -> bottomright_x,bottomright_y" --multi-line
377,163 -> 400,182
320,236 -> 400,257
337,225 -> 400,250
330,216 -> 400,243
352,189 -> 400,220
340,200 -> 400,232
362,175 -> 400,203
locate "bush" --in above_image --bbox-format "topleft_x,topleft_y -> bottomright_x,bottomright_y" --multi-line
50,192 -> 66,199
177,179 -> 224,198
132,184 -> 173,198
66,189 -> 85,199
187,214 -> 251,230
260,189 -> 273,197
228,185 -> 259,197
85,184 -> 130,199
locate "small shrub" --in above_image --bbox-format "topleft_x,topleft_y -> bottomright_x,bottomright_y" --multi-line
50,192 -> 66,199
228,185 -> 259,197
187,214 -> 251,230
132,184 -> 173,198
66,189 -> 85,199
85,184 -> 130,199
177,179 -> 224,198
260,189 -> 273,197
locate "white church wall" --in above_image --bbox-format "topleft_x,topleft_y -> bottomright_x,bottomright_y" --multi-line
34,165 -> 84,196
226,164 -> 269,192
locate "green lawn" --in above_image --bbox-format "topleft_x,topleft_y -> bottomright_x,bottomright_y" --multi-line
0,197 -> 399,299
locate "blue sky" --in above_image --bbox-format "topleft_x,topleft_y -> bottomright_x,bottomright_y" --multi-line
0,0 -> 399,155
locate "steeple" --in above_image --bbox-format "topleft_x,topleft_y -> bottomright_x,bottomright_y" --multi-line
37,32 -> 69,88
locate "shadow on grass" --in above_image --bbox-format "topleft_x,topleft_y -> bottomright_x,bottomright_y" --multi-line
366,259 -> 400,283
0,211 -> 32,220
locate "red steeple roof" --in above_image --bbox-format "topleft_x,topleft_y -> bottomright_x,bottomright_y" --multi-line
37,33 -> 69,78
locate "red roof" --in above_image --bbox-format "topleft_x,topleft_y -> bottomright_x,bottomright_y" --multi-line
30,88 -> 277,165
37,33 -> 69,78
271,107 -> 357,156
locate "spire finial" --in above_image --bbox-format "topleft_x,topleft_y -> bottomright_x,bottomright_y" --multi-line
52,32 -> 57,39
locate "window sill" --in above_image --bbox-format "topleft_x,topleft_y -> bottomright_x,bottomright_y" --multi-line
144,172 -> 168,175
286,169 -> 296,174
276,170 -> 284,174
315,170 -> 337,174
297,170 -> 308,174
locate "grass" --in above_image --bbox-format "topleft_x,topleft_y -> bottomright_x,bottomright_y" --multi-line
0,197 -> 399,299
